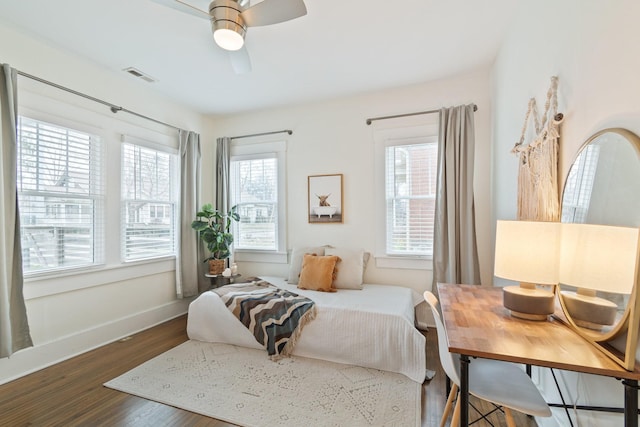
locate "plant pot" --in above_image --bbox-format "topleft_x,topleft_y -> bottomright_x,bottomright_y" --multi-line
208,259 -> 226,275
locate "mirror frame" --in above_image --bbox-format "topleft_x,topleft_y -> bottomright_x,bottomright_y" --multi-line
559,128 -> 640,371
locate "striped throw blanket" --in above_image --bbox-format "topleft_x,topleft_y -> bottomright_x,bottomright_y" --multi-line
212,280 -> 317,360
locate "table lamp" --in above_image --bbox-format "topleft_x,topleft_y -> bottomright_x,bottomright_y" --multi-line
494,220 -> 562,320
559,223 -> 640,330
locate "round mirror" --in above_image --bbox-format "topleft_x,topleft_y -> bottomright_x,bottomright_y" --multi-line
562,129 -> 640,228
559,128 -> 640,345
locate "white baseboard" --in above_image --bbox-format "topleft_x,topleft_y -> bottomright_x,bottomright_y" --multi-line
0,299 -> 191,385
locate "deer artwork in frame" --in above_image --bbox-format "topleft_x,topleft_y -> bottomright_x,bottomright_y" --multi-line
308,174 -> 343,223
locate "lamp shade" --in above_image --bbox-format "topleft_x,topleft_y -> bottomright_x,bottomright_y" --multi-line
560,223 -> 640,294
494,220 -> 562,285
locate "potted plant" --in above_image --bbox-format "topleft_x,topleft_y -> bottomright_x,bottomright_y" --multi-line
191,203 -> 240,275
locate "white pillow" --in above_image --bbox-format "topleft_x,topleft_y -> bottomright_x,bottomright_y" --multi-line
324,247 -> 367,289
287,246 -> 325,284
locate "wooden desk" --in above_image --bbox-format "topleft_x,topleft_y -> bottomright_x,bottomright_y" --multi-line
438,283 -> 640,427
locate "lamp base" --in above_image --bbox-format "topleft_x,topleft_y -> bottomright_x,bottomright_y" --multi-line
503,284 -> 555,321
508,310 -> 550,321
561,289 -> 617,330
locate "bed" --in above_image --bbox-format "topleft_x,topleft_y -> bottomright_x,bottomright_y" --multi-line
187,275 -> 427,383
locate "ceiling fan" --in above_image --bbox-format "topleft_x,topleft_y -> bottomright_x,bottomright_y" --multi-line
152,0 -> 307,74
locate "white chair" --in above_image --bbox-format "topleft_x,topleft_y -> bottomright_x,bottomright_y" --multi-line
424,291 -> 551,427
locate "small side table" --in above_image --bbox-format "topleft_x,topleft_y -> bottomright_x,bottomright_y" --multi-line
205,273 -> 241,289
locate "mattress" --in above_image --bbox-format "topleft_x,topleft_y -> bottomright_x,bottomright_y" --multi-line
187,276 -> 427,383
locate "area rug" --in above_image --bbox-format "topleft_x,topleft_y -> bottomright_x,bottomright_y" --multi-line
104,340 -> 421,427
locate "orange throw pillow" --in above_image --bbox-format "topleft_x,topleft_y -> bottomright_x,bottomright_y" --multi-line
297,254 -> 340,292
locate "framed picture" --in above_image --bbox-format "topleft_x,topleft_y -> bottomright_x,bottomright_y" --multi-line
308,174 -> 343,223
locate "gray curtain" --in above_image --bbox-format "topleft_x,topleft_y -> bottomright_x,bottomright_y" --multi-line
216,137 -> 231,215
432,104 -> 481,291
0,64 -> 32,357
215,137 -> 231,271
176,130 -> 206,297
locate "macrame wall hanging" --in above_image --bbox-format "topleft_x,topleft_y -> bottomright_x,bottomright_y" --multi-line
512,76 -> 564,221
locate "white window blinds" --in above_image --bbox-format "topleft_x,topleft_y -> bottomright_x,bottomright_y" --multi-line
17,116 -> 104,274
385,142 -> 438,256
230,154 -> 278,250
561,144 -> 600,224
121,141 -> 177,261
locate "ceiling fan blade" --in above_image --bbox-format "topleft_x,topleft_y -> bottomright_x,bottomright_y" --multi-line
229,46 -> 252,74
150,0 -> 210,19
241,0 -> 307,27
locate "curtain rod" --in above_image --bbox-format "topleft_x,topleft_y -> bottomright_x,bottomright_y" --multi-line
15,69 -> 183,132
365,104 -> 478,125
230,129 -> 292,140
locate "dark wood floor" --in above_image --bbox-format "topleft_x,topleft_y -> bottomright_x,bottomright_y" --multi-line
0,315 -> 537,427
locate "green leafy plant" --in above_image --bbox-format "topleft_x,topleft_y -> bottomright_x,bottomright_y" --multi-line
191,203 -> 240,261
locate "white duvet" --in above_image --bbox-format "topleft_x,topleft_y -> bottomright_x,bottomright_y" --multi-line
187,276 -> 427,383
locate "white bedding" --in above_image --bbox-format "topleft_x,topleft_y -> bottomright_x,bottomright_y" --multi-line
187,276 -> 427,383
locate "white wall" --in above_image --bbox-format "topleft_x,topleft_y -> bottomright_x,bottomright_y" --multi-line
204,68 -> 494,293
492,1 -> 640,425
0,24 -> 205,384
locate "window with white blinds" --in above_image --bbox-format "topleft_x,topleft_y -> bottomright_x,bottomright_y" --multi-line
17,116 -> 104,274
230,154 -> 279,251
385,141 -> 438,256
121,141 -> 177,261
561,143 -> 600,224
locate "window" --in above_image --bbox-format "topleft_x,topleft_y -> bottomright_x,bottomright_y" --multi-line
121,140 -> 178,261
385,141 -> 438,256
374,119 -> 439,269
231,155 -> 278,250
230,140 -> 287,262
561,144 -> 600,224
15,101 -> 178,297
17,116 -> 104,274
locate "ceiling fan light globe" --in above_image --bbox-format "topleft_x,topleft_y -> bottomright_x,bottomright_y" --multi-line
214,28 -> 244,51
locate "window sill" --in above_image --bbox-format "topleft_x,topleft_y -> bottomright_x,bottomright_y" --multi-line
24,257 -> 176,300
374,255 -> 432,270
233,250 -> 288,264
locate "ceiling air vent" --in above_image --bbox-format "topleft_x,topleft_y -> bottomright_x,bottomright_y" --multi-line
122,67 -> 156,83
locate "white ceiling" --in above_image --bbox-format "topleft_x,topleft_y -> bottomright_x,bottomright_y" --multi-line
0,0 -> 518,115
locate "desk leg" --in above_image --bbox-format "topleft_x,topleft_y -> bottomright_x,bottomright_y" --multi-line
460,354 -> 470,427
623,379 -> 638,427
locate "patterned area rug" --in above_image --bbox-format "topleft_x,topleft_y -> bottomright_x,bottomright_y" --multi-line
105,340 -> 421,427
